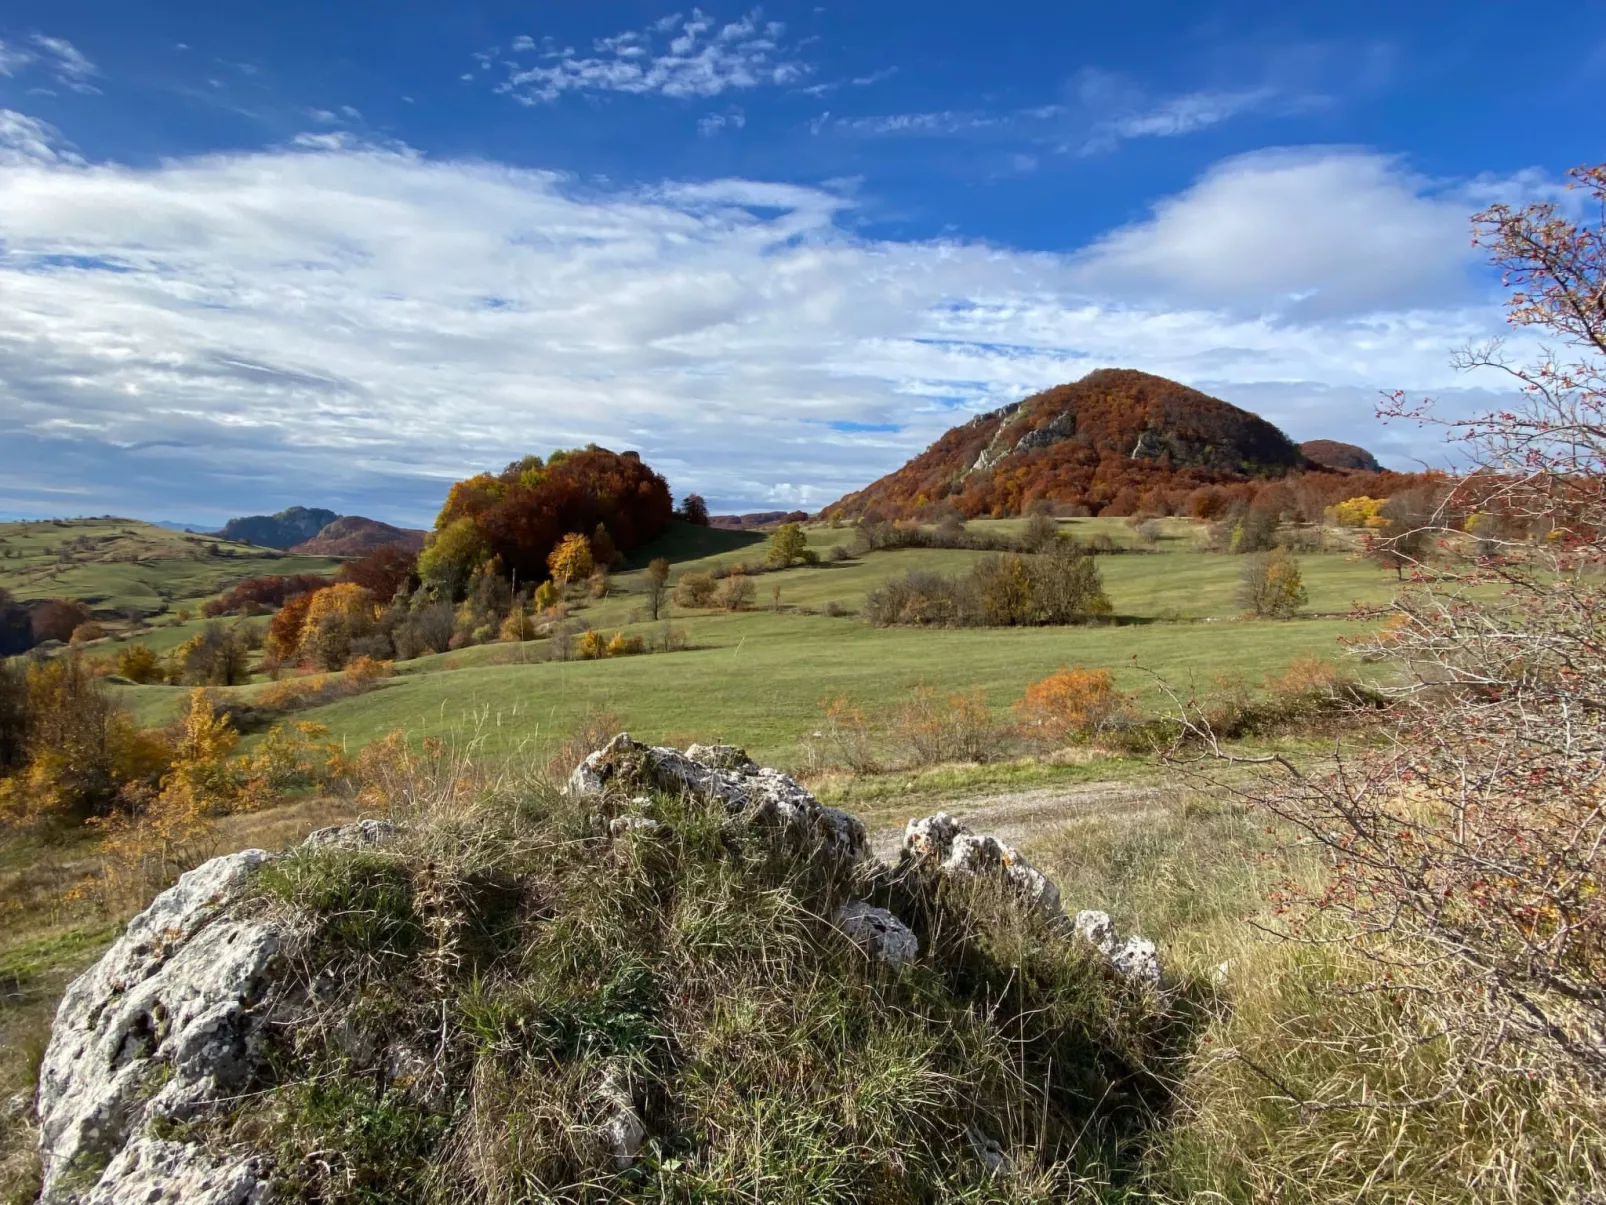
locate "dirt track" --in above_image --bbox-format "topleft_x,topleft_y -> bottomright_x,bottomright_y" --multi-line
867,781 -> 1168,861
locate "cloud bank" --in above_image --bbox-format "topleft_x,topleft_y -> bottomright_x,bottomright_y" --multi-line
0,122 -> 1525,523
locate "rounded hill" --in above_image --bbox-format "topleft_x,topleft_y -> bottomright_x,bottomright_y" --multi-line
1300,439 -> 1382,472
823,369 -> 1306,520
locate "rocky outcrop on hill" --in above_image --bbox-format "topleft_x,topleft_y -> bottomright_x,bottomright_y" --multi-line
216,506 -> 338,550
37,739 -> 1164,1202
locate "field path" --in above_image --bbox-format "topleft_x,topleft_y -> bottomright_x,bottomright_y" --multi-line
866,781 -> 1167,861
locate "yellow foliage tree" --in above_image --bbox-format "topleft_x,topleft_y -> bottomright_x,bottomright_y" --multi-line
114,643 -> 163,684
1331,496 -> 1387,528
548,532 -> 595,586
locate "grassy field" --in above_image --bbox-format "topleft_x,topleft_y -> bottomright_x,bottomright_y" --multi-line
0,518 -> 342,617
105,518 -> 1395,765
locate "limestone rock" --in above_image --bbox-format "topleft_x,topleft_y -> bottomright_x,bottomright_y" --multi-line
301,818 -> 398,851
1073,909 -> 1161,987
37,850 -> 280,1205
87,1137 -> 268,1205
570,735 -> 866,859
595,1061 -> 645,1168
835,901 -> 919,968
902,813 -> 1061,916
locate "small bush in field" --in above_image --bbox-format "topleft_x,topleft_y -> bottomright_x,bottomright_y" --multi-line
715,572 -> 755,612
895,685 -> 1002,766
69,622 -> 105,645
673,572 -> 717,608
816,695 -> 879,773
576,629 -> 608,660
1014,666 -> 1132,747
605,632 -> 645,657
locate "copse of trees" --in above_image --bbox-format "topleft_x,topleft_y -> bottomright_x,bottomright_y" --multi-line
417,446 -> 673,598
203,572 -> 331,618
866,543 -> 1111,628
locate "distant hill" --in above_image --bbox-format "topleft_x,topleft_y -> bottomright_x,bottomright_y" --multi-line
823,368 -> 1306,520
289,516 -> 426,556
217,506 -> 339,550
1300,439 -> 1382,472
709,510 -> 809,531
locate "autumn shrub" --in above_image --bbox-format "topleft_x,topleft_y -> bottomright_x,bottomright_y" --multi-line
812,696 -> 879,774
114,643 -> 163,684
1014,666 -> 1134,748
866,547 -> 1109,628
1237,547 -> 1307,618
605,631 -> 646,657
576,629 -> 608,660
894,686 -> 1002,767
69,621 -> 105,645
173,622 -> 251,685
1330,495 -> 1387,528
715,572 -> 755,612
301,582 -> 382,670
673,572 -> 717,608
0,658 -> 168,826
29,598 -> 92,644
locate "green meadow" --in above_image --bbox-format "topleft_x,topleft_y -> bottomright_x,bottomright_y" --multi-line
103,518 -> 1396,766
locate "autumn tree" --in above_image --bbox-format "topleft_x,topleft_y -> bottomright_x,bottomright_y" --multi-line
30,598 -> 92,644
1237,547 -> 1307,617
1192,162 -> 1606,1079
174,623 -> 251,686
645,556 -> 671,620
767,522 -> 808,567
337,546 -> 417,603
547,532 -> 594,587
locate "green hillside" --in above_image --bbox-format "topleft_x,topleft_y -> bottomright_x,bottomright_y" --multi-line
0,518 -> 345,617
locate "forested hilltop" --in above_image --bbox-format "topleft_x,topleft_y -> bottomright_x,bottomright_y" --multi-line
824,368 -> 1422,521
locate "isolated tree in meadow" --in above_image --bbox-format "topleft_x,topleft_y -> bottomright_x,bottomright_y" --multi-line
767,522 -> 808,567
1237,547 -> 1307,618
546,532 -> 594,587
645,557 -> 671,621
1193,162 -> 1606,1077
681,494 -> 710,526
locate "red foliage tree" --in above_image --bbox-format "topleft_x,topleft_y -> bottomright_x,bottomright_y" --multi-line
336,546 -> 418,603
202,573 -> 331,617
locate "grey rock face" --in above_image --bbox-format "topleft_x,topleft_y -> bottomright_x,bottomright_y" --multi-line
301,818 -> 398,851
1013,411 -> 1076,454
901,812 -> 1062,917
570,734 -> 866,859
1073,909 -> 1161,987
835,901 -> 919,969
37,850 -> 280,1205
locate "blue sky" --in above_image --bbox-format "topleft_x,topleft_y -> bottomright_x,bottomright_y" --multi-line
1,1 -> 1601,525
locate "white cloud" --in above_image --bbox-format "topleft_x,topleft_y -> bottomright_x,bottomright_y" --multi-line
832,110 -> 1001,136
0,134 -> 1527,520
31,35 -> 99,94
0,109 -> 81,165
1082,87 -> 1278,152
697,109 -> 746,136
1075,148 -> 1481,316
489,8 -> 807,105
0,38 -> 35,75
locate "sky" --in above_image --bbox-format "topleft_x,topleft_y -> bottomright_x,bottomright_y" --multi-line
0,1 -> 1601,526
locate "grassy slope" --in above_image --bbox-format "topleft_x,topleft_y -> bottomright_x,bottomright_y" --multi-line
0,518 -> 342,616
109,519 -> 1393,763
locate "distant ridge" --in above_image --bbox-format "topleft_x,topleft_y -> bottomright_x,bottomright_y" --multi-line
823,368 -> 1306,520
709,510 -> 809,531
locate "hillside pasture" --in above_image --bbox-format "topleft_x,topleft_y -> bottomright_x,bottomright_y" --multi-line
0,518 -> 343,617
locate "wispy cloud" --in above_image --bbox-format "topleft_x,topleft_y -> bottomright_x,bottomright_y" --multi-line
485,9 -> 808,105
1081,86 -> 1278,152
796,65 -> 896,97
828,109 -> 1003,136
31,35 -> 99,94
698,109 -> 746,136
0,39 -> 34,76
0,109 -> 81,165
